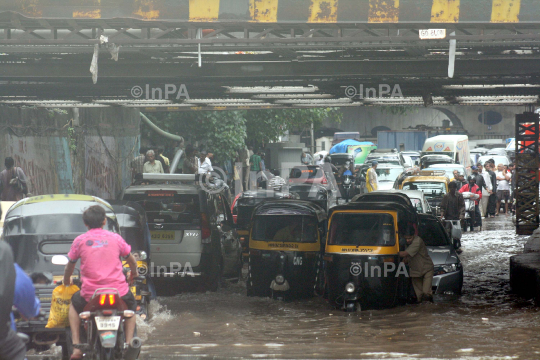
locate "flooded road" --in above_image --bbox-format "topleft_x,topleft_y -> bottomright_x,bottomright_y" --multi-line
139,217 -> 540,359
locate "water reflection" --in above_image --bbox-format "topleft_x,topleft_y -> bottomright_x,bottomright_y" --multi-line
140,217 -> 540,359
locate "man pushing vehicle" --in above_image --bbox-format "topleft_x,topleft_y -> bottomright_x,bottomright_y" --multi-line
63,205 -> 139,359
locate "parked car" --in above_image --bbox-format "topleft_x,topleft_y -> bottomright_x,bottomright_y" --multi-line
477,155 -> 510,166
121,178 -> 242,291
470,147 -> 489,156
288,165 -> 331,185
418,213 -> 463,295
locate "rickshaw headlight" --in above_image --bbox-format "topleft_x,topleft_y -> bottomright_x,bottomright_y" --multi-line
138,251 -> 148,260
345,282 -> 355,293
275,275 -> 285,285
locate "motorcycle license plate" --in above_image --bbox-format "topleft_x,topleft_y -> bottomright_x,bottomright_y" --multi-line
95,316 -> 121,331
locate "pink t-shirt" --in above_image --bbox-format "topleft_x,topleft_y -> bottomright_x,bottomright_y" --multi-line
68,228 -> 131,301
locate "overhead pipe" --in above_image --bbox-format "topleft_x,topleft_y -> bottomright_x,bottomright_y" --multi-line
140,112 -> 184,174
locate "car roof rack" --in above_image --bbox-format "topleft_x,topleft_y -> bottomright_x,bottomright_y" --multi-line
142,173 -> 196,181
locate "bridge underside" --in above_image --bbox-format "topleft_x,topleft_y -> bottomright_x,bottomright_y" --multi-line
1,0 -> 540,110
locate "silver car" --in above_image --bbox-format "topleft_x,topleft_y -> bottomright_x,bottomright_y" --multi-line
418,213 -> 463,295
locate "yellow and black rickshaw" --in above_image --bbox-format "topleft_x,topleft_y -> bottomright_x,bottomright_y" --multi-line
323,193 -> 417,311
247,199 -> 327,300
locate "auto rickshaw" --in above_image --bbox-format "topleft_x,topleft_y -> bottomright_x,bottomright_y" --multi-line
3,194 -> 119,357
232,190 -> 299,261
323,193 -> 417,311
397,170 -> 450,216
247,200 -> 327,300
108,200 -> 155,320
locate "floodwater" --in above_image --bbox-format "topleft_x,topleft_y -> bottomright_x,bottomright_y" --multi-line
138,217 -> 540,359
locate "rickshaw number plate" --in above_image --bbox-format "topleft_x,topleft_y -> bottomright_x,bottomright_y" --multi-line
95,316 -> 121,331
151,231 -> 175,240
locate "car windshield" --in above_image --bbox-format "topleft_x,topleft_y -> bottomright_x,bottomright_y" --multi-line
418,217 -> 451,246
403,182 -> 447,198
252,215 -> 318,243
123,193 -> 199,224
376,168 -> 404,182
289,167 -> 323,179
427,166 -> 466,178
328,213 -> 395,246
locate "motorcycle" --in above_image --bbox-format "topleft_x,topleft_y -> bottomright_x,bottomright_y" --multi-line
461,192 -> 479,232
342,172 -> 354,202
73,288 -> 142,360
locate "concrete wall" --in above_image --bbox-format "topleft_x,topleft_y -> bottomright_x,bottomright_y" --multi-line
0,106 -> 140,199
324,106 -> 524,139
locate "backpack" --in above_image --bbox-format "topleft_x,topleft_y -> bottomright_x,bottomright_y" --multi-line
9,167 -> 27,194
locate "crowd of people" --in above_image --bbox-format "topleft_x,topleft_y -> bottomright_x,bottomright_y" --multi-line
440,159 -> 516,234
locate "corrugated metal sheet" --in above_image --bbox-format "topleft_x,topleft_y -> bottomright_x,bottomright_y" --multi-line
377,131 -> 429,151
0,0 -> 535,23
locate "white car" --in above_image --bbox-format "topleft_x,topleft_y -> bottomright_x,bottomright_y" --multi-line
487,148 -> 508,156
477,155 -> 510,166
379,189 -> 432,214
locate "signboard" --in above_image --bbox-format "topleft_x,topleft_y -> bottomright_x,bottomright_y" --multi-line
419,29 -> 446,40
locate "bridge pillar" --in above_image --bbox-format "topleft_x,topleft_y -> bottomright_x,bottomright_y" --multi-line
515,112 -> 540,235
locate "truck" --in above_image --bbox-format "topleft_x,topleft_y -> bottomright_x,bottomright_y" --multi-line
422,135 -> 471,169
332,132 -> 361,146
377,130 -> 429,151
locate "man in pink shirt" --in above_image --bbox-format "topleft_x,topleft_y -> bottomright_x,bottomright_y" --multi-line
63,205 -> 138,359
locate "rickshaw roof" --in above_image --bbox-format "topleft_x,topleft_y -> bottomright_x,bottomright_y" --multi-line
352,192 -> 414,208
6,194 -> 115,218
253,199 -> 327,222
329,201 -> 417,223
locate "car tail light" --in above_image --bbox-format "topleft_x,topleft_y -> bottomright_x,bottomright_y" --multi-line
201,213 -> 211,240
321,177 -> 328,184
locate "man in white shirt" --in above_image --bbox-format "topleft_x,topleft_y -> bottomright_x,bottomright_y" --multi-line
198,150 -> 214,175
315,154 -> 324,165
495,163 -> 511,215
142,150 -> 164,174
477,163 -> 492,217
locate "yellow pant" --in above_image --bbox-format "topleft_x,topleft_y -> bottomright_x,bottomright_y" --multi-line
411,271 -> 434,301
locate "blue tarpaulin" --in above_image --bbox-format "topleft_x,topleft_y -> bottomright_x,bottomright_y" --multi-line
329,140 -> 375,154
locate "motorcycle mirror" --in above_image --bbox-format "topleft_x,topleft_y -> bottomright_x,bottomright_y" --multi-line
51,255 -> 69,266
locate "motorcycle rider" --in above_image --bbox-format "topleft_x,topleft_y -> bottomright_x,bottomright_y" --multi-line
459,175 -> 482,232
64,205 -> 138,360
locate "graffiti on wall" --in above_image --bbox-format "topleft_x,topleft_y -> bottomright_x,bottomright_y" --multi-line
3,134 -> 74,195
84,135 -> 137,199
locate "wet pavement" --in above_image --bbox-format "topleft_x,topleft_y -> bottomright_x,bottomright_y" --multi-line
138,216 -> 540,359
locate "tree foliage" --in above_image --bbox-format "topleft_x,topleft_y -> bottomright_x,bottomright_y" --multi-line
143,108 -> 341,163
